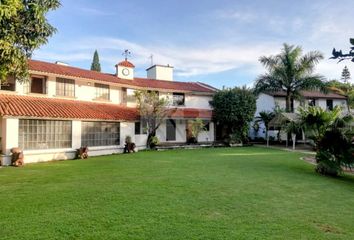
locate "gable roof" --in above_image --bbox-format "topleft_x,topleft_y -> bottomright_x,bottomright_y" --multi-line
28,59 -> 215,94
268,91 -> 347,99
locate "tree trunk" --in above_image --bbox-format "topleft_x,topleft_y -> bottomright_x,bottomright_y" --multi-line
291,133 -> 296,150
146,130 -> 157,149
285,92 -> 291,112
266,128 -> 269,147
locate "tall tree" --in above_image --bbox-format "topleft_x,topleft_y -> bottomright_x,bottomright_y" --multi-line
0,0 -> 60,82
327,79 -> 354,110
134,90 -> 172,148
210,86 -> 256,142
254,43 -> 326,112
90,50 -> 101,72
341,66 -> 351,83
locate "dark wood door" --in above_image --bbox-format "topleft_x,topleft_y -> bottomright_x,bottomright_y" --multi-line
166,119 -> 176,141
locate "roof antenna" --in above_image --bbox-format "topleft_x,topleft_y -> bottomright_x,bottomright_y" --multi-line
122,49 -> 131,61
148,54 -> 154,66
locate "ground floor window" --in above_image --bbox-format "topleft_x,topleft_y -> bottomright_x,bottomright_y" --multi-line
19,119 -> 72,150
81,121 -> 120,147
166,119 -> 176,141
135,120 -> 148,135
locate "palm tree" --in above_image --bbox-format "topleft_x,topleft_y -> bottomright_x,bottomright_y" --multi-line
298,106 -> 351,148
255,111 -> 275,147
254,43 -> 326,112
284,120 -> 302,150
299,106 -> 353,176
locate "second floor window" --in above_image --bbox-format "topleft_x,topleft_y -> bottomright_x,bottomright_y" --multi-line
308,99 -> 316,107
30,76 -> 47,94
95,83 -> 110,100
326,99 -> 333,110
56,78 -> 75,97
172,92 -> 185,106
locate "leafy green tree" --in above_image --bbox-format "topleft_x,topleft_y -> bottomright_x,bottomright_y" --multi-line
327,79 -> 354,109
90,50 -> 101,72
134,90 -> 171,148
254,43 -> 326,112
188,118 -> 206,143
255,111 -> 275,147
299,106 -> 343,147
341,66 -> 351,83
210,86 -> 256,143
0,0 -> 60,82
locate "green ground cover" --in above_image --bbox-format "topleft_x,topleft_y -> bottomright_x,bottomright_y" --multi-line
0,147 -> 353,239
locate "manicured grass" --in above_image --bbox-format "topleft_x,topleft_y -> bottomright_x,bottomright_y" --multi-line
0,147 -> 353,239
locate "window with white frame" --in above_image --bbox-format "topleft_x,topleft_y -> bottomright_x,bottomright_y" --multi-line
18,119 -> 72,150
81,121 -> 120,147
134,120 -> 148,135
95,83 -> 110,100
56,78 -> 75,97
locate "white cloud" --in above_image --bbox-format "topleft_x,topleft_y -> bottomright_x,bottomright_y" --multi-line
34,37 -> 279,78
215,10 -> 257,22
77,7 -> 114,16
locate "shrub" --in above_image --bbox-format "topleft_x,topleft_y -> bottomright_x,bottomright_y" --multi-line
315,128 -> 354,176
315,150 -> 342,177
224,133 -> 243,146
124,135 -> 136,153
149,136 -> 159,149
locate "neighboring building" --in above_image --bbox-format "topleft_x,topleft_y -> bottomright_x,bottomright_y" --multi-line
250,91 -> 348,140
0,59 -> 217,164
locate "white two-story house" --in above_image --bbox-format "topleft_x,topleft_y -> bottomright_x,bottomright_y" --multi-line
249,91 -> 348,140
0,58 -> 217,164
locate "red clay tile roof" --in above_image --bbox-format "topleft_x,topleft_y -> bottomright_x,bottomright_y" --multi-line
0,93 -> 213,120
269,91 -> 347,99
28,59 -> 215,93
116,60 -> 135,68
168,108 -> 213,119
0,93 -> 138,121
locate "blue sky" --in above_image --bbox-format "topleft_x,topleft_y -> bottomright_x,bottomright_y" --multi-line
34,0 -> 354,88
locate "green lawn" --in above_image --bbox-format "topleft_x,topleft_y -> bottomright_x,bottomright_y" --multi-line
0,147 -> 353,240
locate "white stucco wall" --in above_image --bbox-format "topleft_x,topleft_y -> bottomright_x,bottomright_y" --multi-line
256,94 -> 276,115
185,95 -> 212,109
1,118 -> 19,165
72,121 -> 81,149
334,99 -> 348,110
147,65 -> 173,81
120,122 -> 135,145
117,65 -> 134,80
47,76 -> 56,97
76,79 -> 95,101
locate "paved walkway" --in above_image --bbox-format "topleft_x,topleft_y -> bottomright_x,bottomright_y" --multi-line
254,144 -> 316,155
